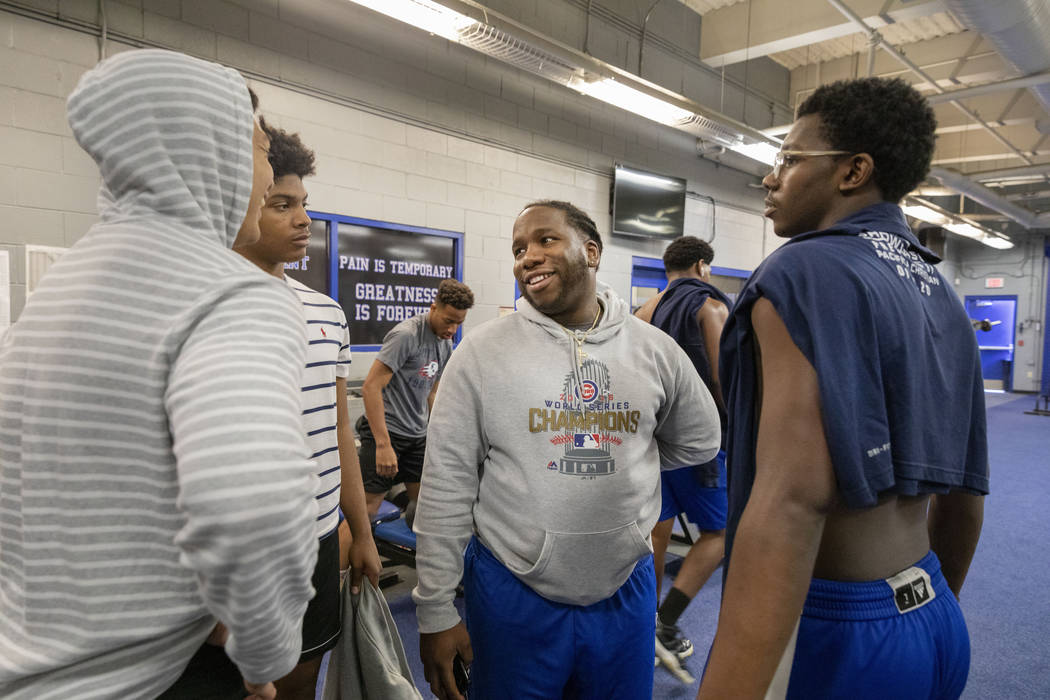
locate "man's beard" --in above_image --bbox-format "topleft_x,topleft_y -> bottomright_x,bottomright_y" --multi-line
522,251 -> 589,318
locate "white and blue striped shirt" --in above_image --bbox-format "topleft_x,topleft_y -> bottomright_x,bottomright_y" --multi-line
287,277 -> 351,538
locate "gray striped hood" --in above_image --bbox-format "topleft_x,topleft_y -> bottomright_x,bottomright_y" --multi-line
67,48 -> 254,249
0,50 -> 318,698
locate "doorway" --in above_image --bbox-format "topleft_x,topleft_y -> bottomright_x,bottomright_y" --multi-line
964,295 -> 1018,391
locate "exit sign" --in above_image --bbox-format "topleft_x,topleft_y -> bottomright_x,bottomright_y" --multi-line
985,277 -> 1005,288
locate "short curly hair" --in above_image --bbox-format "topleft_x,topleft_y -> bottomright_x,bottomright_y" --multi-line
663,236 -> 713,272
522,200 -> 603,254
259,117 -> 316,181
796,77 -> 936,203
435,279 -> 474,310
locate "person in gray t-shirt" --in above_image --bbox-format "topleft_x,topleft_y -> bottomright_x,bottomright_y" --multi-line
359,279 -> 474,517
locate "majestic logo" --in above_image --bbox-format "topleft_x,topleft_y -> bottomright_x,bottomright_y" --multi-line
320,327 -> 327,338
418,360 -> 439,379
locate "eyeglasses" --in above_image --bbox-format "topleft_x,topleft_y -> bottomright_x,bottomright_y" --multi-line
771,150 -> 852,179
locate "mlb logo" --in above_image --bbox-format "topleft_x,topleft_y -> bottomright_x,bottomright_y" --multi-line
573,433 -> 601,449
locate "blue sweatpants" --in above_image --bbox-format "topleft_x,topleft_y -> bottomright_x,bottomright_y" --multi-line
781,551 -> 970,699
463,537 -> 656,700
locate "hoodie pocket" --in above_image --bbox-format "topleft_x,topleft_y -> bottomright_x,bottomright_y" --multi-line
511,521 -> 652,606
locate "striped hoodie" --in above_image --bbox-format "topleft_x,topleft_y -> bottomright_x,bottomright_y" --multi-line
0,50 -> 318,698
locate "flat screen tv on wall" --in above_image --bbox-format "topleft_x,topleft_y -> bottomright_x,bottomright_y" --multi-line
611,163 -> 686,240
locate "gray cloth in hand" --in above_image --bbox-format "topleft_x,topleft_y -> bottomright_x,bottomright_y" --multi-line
322,577 -> 421,700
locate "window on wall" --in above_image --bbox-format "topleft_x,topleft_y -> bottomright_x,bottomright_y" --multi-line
295,212 -> 464,350
630,255 -> 751,312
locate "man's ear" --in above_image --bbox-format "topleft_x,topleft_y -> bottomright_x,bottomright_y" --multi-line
585,240 -> 600,268
839,153 -> 876,194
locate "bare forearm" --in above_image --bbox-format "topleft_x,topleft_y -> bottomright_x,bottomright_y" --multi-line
699,495 -> 825,699
427,380 -> 439,415
361,384 -> 392,446
928,492 -> 984,597
708,380 -> 726,415
338,424 -> 372,539
335,377 -> 373,538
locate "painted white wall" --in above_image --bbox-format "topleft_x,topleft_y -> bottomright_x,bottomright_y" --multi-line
0,1 -> 782,380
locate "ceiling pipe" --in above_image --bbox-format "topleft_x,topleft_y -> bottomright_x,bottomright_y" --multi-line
941,0 -> 1050,115
929,166 -> 1050,228
925,70 -> 1050,104
970,162 -> 1050,182
825,0 -> 1034,165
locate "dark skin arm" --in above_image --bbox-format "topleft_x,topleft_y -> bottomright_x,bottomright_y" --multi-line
420,622 -> 473,700
633,293 -> 663,323
697,298 -> 728,411
335,377 -> 382,593
361,359 -> 398,477
427,380 -> 440,415
698,297 -> 838,699
928,491 -> 984,598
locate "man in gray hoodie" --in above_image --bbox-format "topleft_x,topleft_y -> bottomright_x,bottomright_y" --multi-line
413,200 -> 721,700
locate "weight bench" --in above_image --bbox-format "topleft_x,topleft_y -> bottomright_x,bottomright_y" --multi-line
370,500 -> 417,588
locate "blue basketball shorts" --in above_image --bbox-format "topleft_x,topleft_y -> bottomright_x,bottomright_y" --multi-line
659,450 -> 727,530
772,550 -> 970,699
462,537 -> 656,700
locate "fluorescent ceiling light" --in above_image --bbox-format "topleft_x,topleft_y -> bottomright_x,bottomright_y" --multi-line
569,77 -> 692,126
902,204 -> 951,226
347,0 -> 476,41
728,142 -> 779,166
347,0 -> 780,170
982,235 -> 1015,249
945,222 -> 1016,249
945,222 -> 986,239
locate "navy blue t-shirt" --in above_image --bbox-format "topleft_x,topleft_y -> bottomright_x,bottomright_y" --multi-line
720,202 -> 989,557
651,277 -> 732,441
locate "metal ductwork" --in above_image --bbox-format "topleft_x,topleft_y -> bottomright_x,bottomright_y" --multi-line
929,166 -> 1050,229
942,0 -> 1050,114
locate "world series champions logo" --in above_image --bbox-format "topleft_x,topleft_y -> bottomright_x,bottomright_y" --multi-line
559,360 -> 615,476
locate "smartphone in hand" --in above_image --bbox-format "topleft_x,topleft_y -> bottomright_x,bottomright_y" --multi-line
453,654 -> 470,695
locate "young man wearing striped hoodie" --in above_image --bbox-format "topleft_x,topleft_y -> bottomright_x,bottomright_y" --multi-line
0,50 -> 319,700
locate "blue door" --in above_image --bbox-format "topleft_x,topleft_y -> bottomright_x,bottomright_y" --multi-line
964,295 -> 1017,391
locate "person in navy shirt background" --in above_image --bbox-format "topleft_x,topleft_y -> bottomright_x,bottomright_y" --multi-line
699,77 -> 988,700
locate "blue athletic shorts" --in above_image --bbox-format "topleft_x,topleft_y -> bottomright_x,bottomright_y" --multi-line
778,550 -> 970,699
659,450 -> 727,529
463,537 -> 656,700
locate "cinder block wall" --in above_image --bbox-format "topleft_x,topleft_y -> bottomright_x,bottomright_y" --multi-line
0,0 -> 791,379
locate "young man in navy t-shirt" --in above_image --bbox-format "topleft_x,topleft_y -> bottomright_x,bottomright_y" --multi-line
635,236 -> 730,667
699,78 -> 988,700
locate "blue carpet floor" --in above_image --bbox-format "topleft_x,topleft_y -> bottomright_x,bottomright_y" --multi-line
382,393 -> 1049,699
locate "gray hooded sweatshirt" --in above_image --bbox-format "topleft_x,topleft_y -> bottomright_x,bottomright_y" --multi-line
0,50 -> 318,698
413,283 -> 720,634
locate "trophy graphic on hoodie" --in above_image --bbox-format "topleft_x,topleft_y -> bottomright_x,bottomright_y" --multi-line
559,359 -> 615,476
